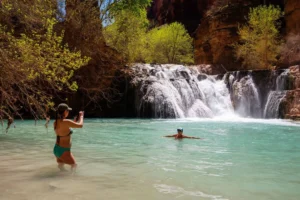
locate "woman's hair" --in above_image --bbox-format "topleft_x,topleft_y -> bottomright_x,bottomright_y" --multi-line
54,110 -> 66,130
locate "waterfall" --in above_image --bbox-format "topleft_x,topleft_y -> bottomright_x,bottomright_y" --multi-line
263,69 -> 289,118
263,91 -> 286,118
132,64 -> 234,118
276,69 -> 289,91
131,64 -> 289,119
226,72 -> 262,118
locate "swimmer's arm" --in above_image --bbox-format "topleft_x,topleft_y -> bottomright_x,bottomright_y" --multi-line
164,134 -> 176,137
183,136 -> 202,139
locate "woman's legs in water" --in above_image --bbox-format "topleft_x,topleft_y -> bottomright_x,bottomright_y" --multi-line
56,151 -> 76,172
71,163 -> 77,174
56,157 -> 67,171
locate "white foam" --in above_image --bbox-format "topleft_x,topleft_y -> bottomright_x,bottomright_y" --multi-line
154,184 -> 228,200
159,116 -> 300,127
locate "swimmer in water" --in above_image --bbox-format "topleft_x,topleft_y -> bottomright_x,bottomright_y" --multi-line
53,103 -> 84,173
164,128 -> 202,139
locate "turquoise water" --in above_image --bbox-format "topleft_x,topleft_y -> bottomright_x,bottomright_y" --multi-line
0,118 -> 300,200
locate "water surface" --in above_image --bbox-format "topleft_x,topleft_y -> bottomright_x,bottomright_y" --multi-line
0,118 -> 299,200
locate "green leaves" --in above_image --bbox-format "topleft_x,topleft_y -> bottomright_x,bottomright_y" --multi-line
235,5 -> 282,69
104,11 -> 194,65
104,9 -> 148,63
110,0 -> 152,16
0,0 -> 90,118
146,22 -> 194,64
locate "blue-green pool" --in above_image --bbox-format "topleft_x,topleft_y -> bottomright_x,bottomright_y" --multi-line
0,118 -> 299,200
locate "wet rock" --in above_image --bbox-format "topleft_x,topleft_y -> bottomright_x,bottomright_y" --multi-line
197,74 -> 208,81
282,66 -> 300,119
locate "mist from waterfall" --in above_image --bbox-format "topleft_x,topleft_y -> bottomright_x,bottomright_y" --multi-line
131,64 -> 289,119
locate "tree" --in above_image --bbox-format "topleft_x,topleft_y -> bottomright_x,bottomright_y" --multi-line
235,5 -> 282,69
104,14 -> 193,65
64,0 -> 152,24
146,22 -> 194,64
0,0 -> 89,118
103,9 -> 148,63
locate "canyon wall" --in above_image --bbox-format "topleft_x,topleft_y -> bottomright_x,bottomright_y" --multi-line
285,0 -> 300,35
282,65 -> 300,119
148,0 -> 299,71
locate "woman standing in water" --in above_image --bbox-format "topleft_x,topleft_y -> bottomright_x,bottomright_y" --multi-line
53,103 -> 84,172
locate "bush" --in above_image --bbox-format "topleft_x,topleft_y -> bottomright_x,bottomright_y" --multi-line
145,22 -> 194,64
104,10 -> 148,63
235,5 -> 282,69
104,10 -> 194,65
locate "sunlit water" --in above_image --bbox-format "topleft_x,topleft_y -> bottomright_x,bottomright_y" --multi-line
0,118 -> 300,200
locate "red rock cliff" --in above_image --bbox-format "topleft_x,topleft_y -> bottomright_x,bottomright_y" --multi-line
282,65 -> 300,120
194,1 -> 256,71
285,0 -> 300,35
147,0 -> 214,34
148,0 -> 300,71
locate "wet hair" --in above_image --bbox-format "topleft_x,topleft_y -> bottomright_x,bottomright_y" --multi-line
177,128 -> 183,132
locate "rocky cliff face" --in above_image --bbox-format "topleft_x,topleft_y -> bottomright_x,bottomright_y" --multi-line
282,65 -> 300,119
285,0 -> 300,35
194,0 -> 286,71
147,0 -> 213,34
149,0 -> 300,71
194,1 -> 254,71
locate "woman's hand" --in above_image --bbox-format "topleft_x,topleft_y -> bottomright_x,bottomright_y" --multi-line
66,111 -> 84,128
79,111 -> 84,118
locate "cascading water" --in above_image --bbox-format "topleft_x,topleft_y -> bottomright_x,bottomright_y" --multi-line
276,69 -> 289,91
131,64 -> 289,119
263,91 -> 286,118
263,69 -> 289,118
132,64 -> 234,118
225,72 -> 262,118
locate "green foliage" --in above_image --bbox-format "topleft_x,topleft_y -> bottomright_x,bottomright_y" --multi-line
111,0 -> 152,15
0,0 -> 90,118
235,5 -> 282,69
104,10 -> 148,63
104,11 -> 194,65
146,22 -> 194,64
100,0 -> 152,22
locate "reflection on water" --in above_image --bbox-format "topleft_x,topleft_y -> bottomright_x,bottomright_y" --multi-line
0,119 -> 300,200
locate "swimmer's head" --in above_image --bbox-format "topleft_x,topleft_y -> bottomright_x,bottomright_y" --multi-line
177,128 -> 183,134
